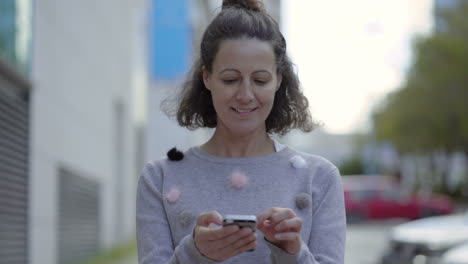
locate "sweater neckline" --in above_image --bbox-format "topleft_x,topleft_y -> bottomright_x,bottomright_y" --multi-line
189,145 -> 293,165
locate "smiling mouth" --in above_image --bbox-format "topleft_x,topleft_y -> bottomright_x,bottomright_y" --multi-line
232,108 -> 258,113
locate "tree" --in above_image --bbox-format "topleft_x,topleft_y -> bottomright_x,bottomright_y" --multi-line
374,1 -> 468,156
373,1 -> 468,194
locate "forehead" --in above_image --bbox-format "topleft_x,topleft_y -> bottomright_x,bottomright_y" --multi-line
212,38 -> 276,73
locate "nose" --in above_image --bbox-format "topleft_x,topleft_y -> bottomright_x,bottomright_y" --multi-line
235,80 -> 254,103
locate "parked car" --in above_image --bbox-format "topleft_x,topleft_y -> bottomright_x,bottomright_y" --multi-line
343,175 -> 454,222
381,211 -> 468,264
441,241 -> 468,264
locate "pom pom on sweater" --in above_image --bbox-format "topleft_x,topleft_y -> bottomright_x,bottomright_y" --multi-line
179,210 -> 195,227
290,155 -> 307,169
229,171 -> 249,189
295,192 -> 311,210
165,187 -> 181,203
167,147 -> 184,161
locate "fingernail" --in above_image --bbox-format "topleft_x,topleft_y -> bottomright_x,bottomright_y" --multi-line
274,233 -> 282,240
208,222 -> 222,228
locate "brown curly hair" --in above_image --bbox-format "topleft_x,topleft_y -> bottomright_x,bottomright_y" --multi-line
165,0 -> 315,135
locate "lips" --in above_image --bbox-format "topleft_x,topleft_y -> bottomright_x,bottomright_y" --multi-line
232,107 -> 258,113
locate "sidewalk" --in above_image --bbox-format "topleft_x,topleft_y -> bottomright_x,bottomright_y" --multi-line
115,255 -> 138,264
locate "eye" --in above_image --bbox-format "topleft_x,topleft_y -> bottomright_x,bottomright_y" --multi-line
254,80 -> 267,85
223,79 -> 237,84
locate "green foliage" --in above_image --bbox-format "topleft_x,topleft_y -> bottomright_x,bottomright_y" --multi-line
79,240 -> 137,264
339,156 -> 365,175
373,1 -> 468,155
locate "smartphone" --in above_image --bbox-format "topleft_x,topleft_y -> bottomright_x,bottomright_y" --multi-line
223,214 -> 257,231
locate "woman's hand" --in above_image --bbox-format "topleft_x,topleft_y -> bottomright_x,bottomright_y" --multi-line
257,207 -> 303,254
194,211 -> 257,261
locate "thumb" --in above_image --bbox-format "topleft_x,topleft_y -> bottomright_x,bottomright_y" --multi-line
197,210 -> 223,227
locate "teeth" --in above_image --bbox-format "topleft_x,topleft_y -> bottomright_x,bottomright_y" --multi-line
235,108 -> 253,113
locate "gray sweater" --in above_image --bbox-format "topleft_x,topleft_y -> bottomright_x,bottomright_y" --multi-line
136,146 -> 346,263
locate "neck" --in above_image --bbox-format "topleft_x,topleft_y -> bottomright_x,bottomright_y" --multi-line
202,128 -> 275,158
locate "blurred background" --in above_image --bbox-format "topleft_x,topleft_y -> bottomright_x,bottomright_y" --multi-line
0,0 -> 466,264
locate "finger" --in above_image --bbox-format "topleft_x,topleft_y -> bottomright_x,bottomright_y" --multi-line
219,233 -> 257,258
194,226 -> 243,259
197,211 -> 223,227
256,221 -> 269,234
231,232 -> 257,252
274,217 -> 302,232
257,219 -> 275,231
234,239 -> 257,254
219,228 -> 256,250
256,208 -> 276,224
274,232 -> 301,241
270,209 -> 296,225
200,224 -> 240,241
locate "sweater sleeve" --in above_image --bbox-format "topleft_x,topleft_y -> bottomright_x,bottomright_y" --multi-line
266,167 -> 346,264
136,162 -> 218,264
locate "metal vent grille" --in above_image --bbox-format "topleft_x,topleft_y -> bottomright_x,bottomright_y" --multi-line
57,168 -> 100,264
0,81 -> 29,264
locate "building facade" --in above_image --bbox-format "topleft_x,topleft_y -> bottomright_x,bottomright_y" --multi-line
1,1 -> 32,263
0,50 -> 31,264
1,0 -> 149,264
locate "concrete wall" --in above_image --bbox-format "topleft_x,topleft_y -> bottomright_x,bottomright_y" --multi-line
28,0 -> 148,263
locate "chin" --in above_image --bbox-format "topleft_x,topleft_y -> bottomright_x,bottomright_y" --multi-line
227,124 -> 266,136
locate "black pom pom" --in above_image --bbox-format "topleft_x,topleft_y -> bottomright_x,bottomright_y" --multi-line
295,193 -> 311,210
179,210 -> 195,227
167,147 -> 184,161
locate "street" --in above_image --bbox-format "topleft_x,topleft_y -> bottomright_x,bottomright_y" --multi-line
345,220 -> 405,264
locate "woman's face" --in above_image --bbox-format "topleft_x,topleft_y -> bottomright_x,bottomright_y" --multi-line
203,38 -> 282,136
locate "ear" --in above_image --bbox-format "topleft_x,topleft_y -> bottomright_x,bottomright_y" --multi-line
276,73 -> 283,91
202,67 -> 211,91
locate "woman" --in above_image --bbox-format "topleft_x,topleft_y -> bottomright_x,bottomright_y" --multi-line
136,0 -> 346,263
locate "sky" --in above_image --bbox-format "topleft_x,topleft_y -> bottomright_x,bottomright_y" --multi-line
282,0 -> 433,134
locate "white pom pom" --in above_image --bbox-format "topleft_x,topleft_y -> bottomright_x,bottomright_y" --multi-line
290,155 -> 307,169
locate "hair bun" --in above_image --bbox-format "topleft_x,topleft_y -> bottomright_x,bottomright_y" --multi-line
222,0 -> 265,12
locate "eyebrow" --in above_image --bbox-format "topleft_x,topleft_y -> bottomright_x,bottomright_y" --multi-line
219,69 -> 240,74
219,69 -> 272,75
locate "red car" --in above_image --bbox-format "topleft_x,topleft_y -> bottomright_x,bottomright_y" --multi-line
342,175 -> 454,223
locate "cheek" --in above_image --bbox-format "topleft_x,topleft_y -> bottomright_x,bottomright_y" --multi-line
210,91 -> 231,112
258,89 -> 277,106
210,94 -> 222,112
